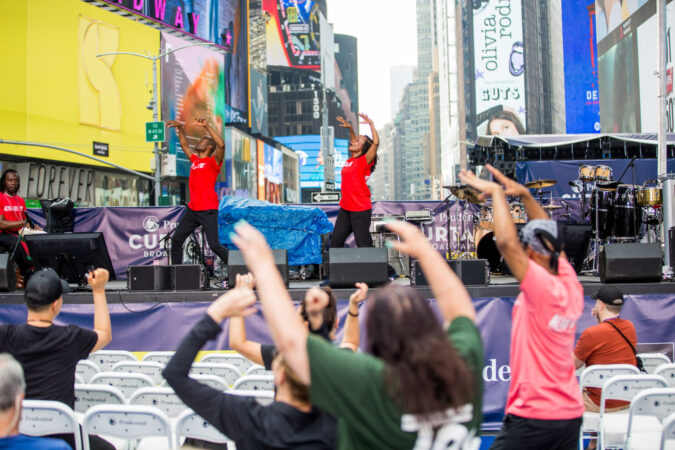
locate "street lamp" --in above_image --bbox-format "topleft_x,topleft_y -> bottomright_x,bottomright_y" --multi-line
97,42 -> 217,206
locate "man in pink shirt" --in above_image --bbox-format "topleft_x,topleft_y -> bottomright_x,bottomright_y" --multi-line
461,165 -> 584,450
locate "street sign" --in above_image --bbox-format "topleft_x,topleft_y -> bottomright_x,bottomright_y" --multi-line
311,191 -> 341,203
145,121 -> 165,142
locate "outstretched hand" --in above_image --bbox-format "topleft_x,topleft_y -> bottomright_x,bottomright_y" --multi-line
167,120 -> 185,133
230,221 -> 276,271
459,169 -> 502,199
207,287 -> 257,323
486,164 -> 529,197
193,118 -> 208,128
304,287 -> 329,315
358,112 -> 373,125
336,116 -> 351,128
384,221 -> 431,260
234,273 -> 256,290
87,268 -> 109,292
349,282 -> 369,305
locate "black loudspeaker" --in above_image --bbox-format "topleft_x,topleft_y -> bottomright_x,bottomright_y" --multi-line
600,243 -> 662,283
329,248 -> 388,288
172,264 -> 208,290
0,254 -> 16,292
413,259 -> 489,286
228,250 -> 289,288
562,224 -> 592,274
40,198 -> 75,233
127,265 -> 170,291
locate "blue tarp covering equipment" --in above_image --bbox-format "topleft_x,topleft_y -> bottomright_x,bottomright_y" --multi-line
217,196 -> 333,265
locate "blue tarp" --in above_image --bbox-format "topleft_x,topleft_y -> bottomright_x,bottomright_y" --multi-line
217,196 -> 333,265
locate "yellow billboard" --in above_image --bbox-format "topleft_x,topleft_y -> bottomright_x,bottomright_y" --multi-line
0,0 -> 160,173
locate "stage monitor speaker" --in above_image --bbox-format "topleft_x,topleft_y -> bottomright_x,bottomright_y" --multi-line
228,250 -> 289,288
171,264 -> 208,290
127,265 -> 170,291
329,248 -> 388,288
413,259 -> 489,286
0,254 -> 16,292
599,243 -> 662,283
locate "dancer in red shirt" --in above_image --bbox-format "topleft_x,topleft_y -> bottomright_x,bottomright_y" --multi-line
0,170 -> 41,281
167,119 -> 229,267
331,114 -> 379,248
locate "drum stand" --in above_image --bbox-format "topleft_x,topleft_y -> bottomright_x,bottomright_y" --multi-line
582,188 -> 602,275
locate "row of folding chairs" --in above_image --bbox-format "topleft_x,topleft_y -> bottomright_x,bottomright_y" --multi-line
86,350 -> 260,373
579,364 -> 675,450
21,398 -> 273,450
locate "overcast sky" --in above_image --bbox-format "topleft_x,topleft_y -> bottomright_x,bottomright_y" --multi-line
327,0 -> 418,128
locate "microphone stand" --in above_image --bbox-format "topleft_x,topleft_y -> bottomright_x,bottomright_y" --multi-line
8,216 -> 28,270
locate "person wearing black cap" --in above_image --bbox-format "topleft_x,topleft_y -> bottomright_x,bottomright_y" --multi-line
574,286 -> 637,412
461,165 -> 584,450
0,268 -> 113,450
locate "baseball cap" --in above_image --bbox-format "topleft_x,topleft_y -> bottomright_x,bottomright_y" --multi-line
595,286 -> 624,306
24,269 -> 71,306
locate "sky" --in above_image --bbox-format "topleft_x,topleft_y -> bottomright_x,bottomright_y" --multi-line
327,0 -> 418,129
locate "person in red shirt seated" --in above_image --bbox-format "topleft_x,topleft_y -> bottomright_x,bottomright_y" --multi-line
167,119 -> 229,267
0,170 -> 41,282
331,114 -> 379,248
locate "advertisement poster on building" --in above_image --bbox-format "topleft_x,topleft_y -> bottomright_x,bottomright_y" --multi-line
562,0 -> 602,133
263,0 -> 321,69
472,0 -> 526,136
161,32 -> 226,178
596,0 -> 673,133
275,136 -> 348,189
250,69 -> 269,135
264,143 -> 284,203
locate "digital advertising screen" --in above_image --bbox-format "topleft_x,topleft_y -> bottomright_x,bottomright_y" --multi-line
264,143 -> 284,203
161,32 -> 226,178
274,135 -> 348,189
472,0 -> 526,137
263,0 -> 321,70
562,0 -> 601,133
250,69 -> 269,136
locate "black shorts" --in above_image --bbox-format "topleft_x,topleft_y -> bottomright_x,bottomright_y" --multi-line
490,414 -> 582,450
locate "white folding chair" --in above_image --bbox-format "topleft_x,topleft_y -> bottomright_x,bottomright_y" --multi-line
129,387 -> 187,418
638,353 -> 672,374
162,374 -> 229,391
88,350 -> 137,371
201,353 -> 253,373
229,389 -> 275,406
175,409 -> 234,448
20,400 -> 82,450
655,364 -> 675,388
75,373 -> 84,385
189,363 -> 241,386
598,374 -> 668,449
82,404 -> 175,450
661,411 -> 675,450
141,351 -> 175,366
111,361 -> 164,385
232,375 -> 275,391
89,371 -> 154,399
245,365 -> 272,376
74,384 -> 126,414
76,360 -> 101,383
624,388 -> 675,450
578,364 -> 641,448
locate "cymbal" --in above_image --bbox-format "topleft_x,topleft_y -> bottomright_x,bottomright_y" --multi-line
448,185 -> 485,204
543,205 -> 563,210
596,181 -> 619,191
525,179 -> 557,189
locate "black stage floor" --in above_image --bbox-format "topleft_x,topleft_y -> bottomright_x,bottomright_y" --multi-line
0,277 -> 673,305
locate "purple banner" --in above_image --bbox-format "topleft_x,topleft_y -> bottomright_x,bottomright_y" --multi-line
1,293 -> 671,426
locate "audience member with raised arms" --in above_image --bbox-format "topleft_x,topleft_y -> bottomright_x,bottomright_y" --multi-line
229,219 -> 484,449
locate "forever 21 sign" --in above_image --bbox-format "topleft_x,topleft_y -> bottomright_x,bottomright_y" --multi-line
16,162 -> 95,203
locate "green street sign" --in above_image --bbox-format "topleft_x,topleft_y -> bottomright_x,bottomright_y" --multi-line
145,121 -> 165,142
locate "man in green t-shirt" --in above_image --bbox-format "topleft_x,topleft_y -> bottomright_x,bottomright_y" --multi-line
230,219 -> 484,449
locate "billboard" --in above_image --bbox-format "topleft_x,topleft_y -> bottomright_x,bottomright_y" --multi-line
221,127 -> 257,198
264,143 -> 284,203
161,32 -> 226,178
0,0 -> 158,173
472,0 -> 526,136
562,0 -> 602,133
263,0 -> 321,70
250,69 -> 269,136
596,0 -> 674,133
274,135 -> 348,189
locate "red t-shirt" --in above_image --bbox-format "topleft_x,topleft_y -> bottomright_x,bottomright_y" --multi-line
574,318 -> 637,408
339,155 -> 373,211
506,258 -> 585,420
188,155 -> 222,211
0,193 -> 26,233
